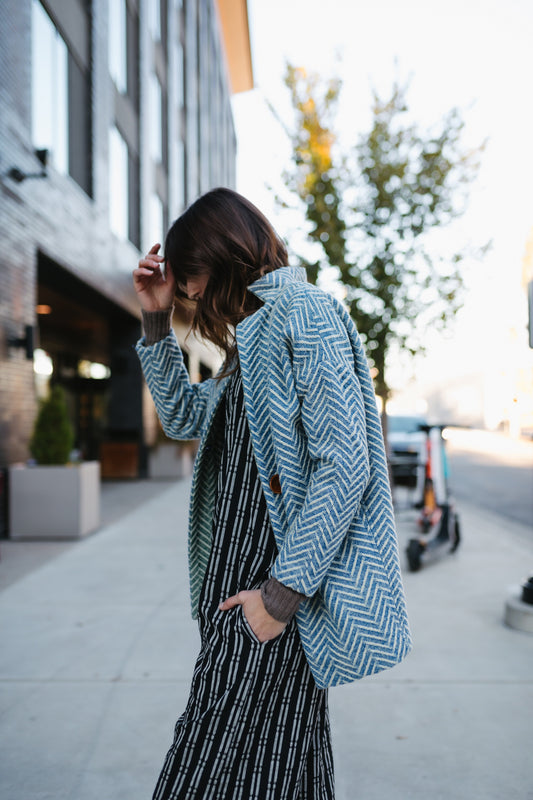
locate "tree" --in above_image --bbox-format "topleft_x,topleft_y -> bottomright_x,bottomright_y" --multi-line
281,65 -> 486,413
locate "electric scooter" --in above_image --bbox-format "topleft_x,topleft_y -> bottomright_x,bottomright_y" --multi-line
406,426 -> 461,571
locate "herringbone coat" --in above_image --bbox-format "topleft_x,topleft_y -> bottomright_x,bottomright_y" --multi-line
136,267 -> 411,687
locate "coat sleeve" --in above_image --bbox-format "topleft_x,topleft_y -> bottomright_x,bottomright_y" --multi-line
270,293 -> 371,596
135,330 -> 215,440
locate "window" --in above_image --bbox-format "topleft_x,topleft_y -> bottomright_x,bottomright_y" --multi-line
32,0 -> 68,175
109,126 -> 140,247
149,193 -> 164,247
109,0 -> 139,109
109,126 -> 129,240
31,0 -> 92,195
149,73 -> 163,164
173,138 -> 185,215
108,0 -> 140,244
109,0 -> 127,93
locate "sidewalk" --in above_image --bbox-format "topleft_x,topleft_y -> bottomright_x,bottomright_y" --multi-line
0,479 -> 532,800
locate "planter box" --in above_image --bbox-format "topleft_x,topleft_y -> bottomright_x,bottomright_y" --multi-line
9,461 -> 101,539
148,443 -> 196,480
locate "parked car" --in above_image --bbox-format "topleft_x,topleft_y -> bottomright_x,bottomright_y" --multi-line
386,414 -> 428,488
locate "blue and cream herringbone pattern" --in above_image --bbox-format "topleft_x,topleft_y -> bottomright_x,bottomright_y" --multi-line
136,267 -> 412,688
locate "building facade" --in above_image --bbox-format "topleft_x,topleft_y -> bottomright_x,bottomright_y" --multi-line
0,0 -> 252,512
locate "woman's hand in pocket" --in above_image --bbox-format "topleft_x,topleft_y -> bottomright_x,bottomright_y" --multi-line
219,590 -> 286,643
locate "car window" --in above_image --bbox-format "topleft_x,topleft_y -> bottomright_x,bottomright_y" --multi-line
388,416 -> 427,434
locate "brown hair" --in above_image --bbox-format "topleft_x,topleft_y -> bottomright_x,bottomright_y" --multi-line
164,188 -> 288,373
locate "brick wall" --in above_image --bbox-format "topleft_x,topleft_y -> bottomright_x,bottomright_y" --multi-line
0,0 -> 238,471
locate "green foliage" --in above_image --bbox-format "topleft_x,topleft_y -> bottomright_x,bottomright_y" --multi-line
30,385 -> 74,465
283,67 -> 486,403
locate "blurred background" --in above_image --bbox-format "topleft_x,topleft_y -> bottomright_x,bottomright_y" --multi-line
0,0 -> 531,539
233,0 -> 533,437
232,0 -> 533,532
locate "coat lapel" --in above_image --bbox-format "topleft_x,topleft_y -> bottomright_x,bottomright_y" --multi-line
236,307 -> 286,547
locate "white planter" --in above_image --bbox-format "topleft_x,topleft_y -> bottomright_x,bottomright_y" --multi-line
148,444 -> 195,480
9,461 -> 101,539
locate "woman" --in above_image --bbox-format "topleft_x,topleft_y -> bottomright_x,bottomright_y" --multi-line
133,188 -> 411,800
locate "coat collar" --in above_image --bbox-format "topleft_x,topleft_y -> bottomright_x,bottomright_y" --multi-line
247,266 -> 307,304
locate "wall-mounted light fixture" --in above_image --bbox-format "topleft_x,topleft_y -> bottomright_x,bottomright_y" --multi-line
8,325 -> 35,360
6,149 -> 49,183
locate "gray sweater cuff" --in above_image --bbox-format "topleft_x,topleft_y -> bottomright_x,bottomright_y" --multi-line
141,307 -> 174,345
261,577 -> 304,623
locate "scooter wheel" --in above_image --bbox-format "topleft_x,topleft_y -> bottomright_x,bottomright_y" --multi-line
406,539 -> 423,572
450,516 -> 461,553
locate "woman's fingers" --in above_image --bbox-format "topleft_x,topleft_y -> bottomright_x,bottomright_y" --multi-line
219,591 -> 287,643
134,266 -> 160,277
138,256 -> 164,270
134,244 -> 165,286
138,244 -> 164,270
218,592 -> 245,611
133,266 -> 162,286
132,243 -> 176,311
136,262 -> 161,276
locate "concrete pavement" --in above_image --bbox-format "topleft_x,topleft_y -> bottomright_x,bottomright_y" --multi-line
0,478 -> 532,800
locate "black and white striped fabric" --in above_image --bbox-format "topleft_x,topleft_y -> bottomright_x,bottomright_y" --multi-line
153,371 -> 335,800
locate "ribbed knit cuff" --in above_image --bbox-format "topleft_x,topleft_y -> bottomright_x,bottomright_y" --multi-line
261,577 -> 304,623
141,307 -> 174,345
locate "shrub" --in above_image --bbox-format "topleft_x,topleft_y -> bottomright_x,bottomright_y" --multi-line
30,385 -> 74,465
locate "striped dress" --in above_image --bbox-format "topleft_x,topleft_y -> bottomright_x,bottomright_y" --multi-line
153,371 -> 335,800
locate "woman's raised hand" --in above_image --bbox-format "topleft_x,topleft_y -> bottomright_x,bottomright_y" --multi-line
133,243 -> 176,312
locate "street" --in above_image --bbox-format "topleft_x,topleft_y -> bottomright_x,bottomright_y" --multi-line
443,428 -> 533,533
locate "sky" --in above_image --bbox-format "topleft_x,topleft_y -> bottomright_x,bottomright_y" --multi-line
231,0 -> 533,413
